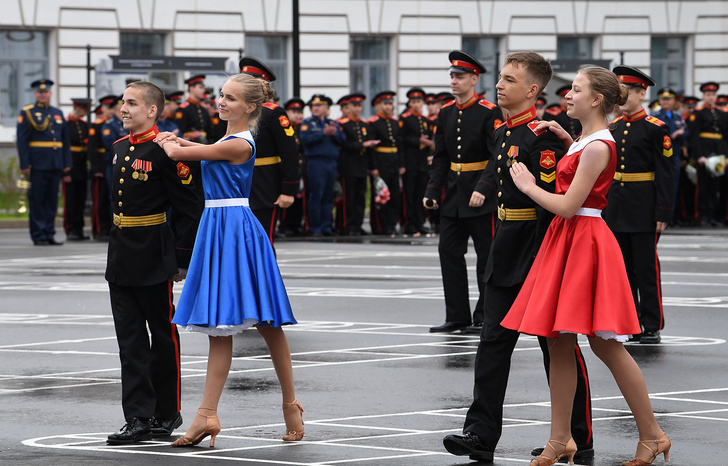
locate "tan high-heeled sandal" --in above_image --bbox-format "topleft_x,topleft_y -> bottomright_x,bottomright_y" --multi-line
282,399 -> 304,441
531,438 -> 577,466
171,408 -> 221,448
622,432 -> 671,465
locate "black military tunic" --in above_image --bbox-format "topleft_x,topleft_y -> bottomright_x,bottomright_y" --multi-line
251,102 -> 300,242
209,111 -> 228,143
106,125 -> 202,421
544,104 -> 582,140
87,117 -> 112,238
339,117 -> 373,234
368,113 -> 402,234
424,93 -> 498,325
173,98 -> 212,143
603,109 -> 674,333
399,109 -> 432,234
63,115 -> 89,238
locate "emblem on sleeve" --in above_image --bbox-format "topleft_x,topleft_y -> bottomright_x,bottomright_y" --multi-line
540,150 -> 556,169
663,135 -> 672,149
284,127 -> 295,137
177,162 -> 190,178
279,115 -> 290,127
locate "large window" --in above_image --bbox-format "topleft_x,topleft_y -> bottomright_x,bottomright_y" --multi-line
0,30 -> 49,125
651,37 -> 686,92
557,37 -> 594,60
350,36 -> 390,118
461,37 -> 499,99
120,32 -> 165,56
246,35 -> 288,103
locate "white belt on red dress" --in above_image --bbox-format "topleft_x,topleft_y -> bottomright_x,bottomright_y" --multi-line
205,198 -> 249,208
575,207 -> 602,217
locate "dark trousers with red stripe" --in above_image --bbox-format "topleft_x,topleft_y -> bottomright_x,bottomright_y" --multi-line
253,207 -> 279,246
613,231 -> 665,332
342,175 -> 367,233
91,177 -> 112,238
109,280 -> 181,421
463,283 -> 593,449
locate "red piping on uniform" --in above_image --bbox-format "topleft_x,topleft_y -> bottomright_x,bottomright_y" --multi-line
167,278 -> 181,412
654,233 -> 664,329
574,345 -> 593,444
268,207 -> 277,246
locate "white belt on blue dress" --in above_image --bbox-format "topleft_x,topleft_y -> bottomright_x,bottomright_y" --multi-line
575,207 -> 602,217
205,198 -> 249,208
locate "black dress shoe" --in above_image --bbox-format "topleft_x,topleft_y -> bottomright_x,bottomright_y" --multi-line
66,232 -> 90,241
429,322 -> 469,333
47,238 -> 63,246
33,240 -> 50,246
640,330 -> 661,344
628,333 -> 643,342
443,432 -> 494,462
151,412 -> 183,437
464,322 -> 484,334
531,443 -> 594,464
107,417 -> 152,445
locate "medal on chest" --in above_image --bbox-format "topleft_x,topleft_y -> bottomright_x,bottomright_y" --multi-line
131,159 -> 153,181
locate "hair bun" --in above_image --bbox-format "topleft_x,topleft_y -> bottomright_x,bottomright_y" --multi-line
617,83 -> 629,106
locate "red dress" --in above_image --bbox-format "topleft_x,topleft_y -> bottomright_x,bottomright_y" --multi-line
501,129 -> 641,340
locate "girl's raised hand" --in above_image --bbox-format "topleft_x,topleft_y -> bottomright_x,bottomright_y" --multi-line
510,161 -> 536,194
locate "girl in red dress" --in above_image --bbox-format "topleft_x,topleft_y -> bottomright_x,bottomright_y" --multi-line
501,66 -> 670,466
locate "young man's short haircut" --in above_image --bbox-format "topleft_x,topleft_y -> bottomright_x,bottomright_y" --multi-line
126,81 -> 165,121
504,52 -> 554,94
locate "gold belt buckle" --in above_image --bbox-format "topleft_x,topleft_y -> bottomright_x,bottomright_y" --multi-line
498,205 -> 506,221
455,163 -> 462,172
113,214 -> 121,227
614,172 -> 623,181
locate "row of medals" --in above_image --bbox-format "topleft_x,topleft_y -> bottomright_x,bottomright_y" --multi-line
132,170 -> 149,181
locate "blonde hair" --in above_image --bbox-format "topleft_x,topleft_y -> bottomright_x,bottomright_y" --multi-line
228,73 -> 272,122
578,65 -> 629,117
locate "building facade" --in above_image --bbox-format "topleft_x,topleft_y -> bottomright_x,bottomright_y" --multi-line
1,0 -> 726,155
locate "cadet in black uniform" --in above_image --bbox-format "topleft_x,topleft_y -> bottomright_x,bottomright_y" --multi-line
368,91 -> 402,236
88,99 -> 114,240
443,52 -> 593,464
279,97 -> 307,236
400,88 -> 435,236
16,79 -> 72,245
687,82 -> 728,226
544,84 -> 582,140
423,52 -> 498,334
174,75 -> 212,143
604,66 -> 674,344
105,81 -> 201,445
339,93 -> 378,235
63,98 -> 92,240
239,57 -> 299,244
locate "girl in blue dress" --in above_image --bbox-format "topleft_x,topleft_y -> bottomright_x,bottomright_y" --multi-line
155,74 -> 304,447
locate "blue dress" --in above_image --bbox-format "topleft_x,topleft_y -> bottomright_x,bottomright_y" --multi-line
173,131 -> 296,336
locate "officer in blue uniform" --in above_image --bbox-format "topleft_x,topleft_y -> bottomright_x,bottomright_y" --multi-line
16,79 -> 72,245
652,87 -> 688,225
300,94 -> 345,236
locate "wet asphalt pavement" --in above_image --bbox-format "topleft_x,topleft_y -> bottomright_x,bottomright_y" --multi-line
0,226 -> 726,465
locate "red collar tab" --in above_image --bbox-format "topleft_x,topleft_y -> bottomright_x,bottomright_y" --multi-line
506,106 -> 537,128
129,125 -> 159,144
456,93 -> 479,110
451,60 -> 480,76
241,65 -> 271,82
624,109 -> 647,122
188,97 -> 200,105
376,112 -> 392,120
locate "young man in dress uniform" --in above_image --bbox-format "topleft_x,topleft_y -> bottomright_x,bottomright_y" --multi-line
368,91 -> 403,236
400,88 -> 435,236
173,74 -> 212,144
443,52 -> 594,464
279,97 -> 307,236
687,82 -> 728,226
544,84 -> 582,140
301,94 -> 346,236
239,57 -> 299,244
88,97 -> 116,240
339,93 -> 379,235
16,79 -> 72,245
423,51 -> 498,335
605,66 -> 674,344
105,81 -> 202,445
63,98 -> 92,240
653,87 -> 688,225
